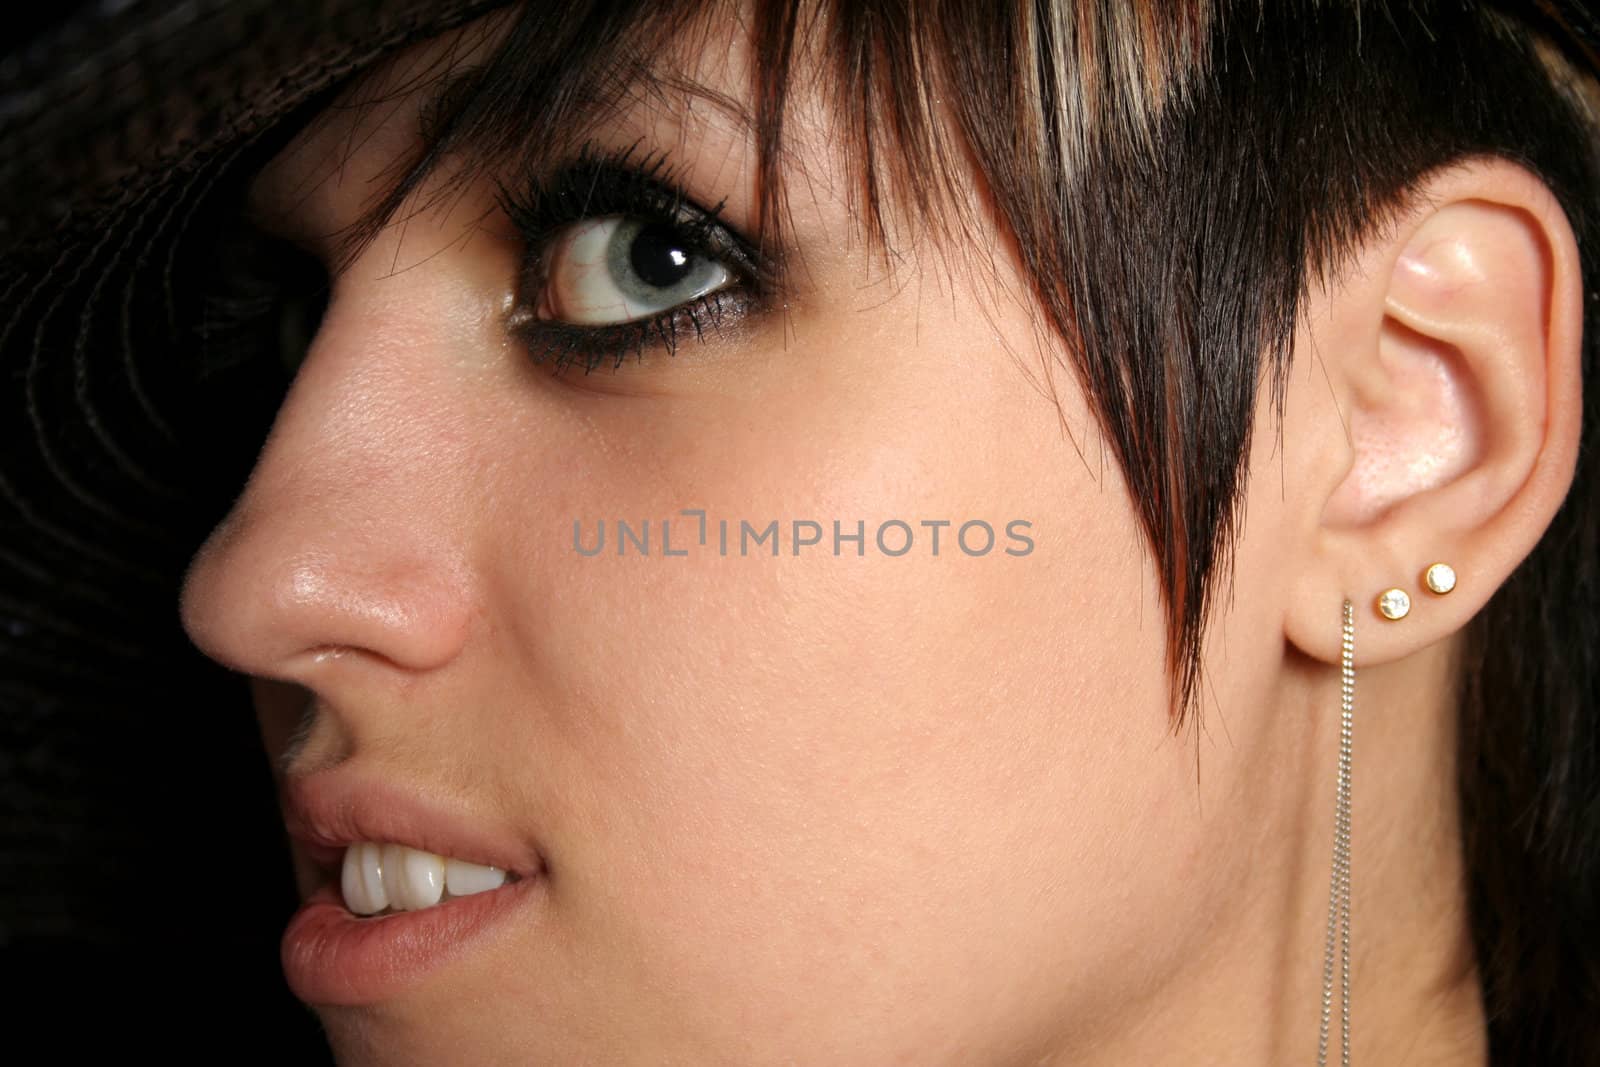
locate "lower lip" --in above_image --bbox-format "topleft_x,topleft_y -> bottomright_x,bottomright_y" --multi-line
282,873 -> 542,1006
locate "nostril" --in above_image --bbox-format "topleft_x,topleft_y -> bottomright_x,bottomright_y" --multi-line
178,498 -> 477,680
250,677 -> 319,770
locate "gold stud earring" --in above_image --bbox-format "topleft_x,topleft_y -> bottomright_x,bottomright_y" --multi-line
1423,562 -> 1457,595
1377,587 -> 1411,620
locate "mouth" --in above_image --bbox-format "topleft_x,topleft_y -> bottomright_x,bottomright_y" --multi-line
278,774 -> 548,1006
301,838 -> 529,917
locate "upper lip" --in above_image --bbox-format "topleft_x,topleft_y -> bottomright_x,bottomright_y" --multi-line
282,770 -> 546,880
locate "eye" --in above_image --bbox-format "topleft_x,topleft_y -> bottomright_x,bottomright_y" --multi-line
201,218 -> 330,381
534,214 -> 734,326
496,143 -> 777,374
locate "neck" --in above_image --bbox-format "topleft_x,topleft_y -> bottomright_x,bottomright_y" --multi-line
1041,638 -> 1488,1067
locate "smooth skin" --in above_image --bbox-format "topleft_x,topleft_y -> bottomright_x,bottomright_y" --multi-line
178,10 -> 1584,1066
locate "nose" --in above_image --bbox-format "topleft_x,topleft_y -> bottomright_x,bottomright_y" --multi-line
179,278 -> 478,688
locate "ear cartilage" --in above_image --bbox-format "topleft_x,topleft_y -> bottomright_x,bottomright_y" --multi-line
1423,562 -> 1457,595
1377,588 -> 1412,620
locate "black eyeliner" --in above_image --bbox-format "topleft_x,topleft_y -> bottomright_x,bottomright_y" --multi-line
494,139 -> 774,375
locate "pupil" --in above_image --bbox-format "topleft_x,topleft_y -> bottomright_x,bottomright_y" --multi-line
630,223 -> 694,288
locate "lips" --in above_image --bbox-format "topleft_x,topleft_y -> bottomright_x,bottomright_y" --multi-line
283,774 -> 545,879
278,772 -> 547,1005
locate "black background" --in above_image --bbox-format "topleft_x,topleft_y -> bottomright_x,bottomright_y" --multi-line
3,5 -> 333,1059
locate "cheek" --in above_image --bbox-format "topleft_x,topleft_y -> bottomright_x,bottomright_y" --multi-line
458,274 -> 1229,1048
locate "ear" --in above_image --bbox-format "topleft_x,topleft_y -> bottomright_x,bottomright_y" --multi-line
1282,158 -> 1586,667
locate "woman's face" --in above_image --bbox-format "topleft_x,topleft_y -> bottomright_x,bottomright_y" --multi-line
178,12 -> 1312,1065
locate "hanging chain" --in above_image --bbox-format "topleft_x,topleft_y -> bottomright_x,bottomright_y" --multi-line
1318,599 -> 1355,1066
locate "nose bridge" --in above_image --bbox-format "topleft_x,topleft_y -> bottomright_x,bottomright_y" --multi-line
180,277 -> 479,682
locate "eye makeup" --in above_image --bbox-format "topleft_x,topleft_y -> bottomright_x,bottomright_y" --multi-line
495,139 -> 778,376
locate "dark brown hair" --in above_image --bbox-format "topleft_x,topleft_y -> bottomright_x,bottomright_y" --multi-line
268,0 -> 1600,1060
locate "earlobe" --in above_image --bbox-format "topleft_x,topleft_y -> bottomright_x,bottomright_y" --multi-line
1282,160 -> 1585,668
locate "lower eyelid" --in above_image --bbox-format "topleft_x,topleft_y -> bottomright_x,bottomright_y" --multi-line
508,286 -> 761,377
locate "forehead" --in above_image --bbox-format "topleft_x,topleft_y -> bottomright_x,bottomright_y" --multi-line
242,7 -> 801,251
244,26 -> 494,244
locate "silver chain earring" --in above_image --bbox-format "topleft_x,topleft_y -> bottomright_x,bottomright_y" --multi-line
1317,598 -> 1356,1067
1316,566 -> 1454,1064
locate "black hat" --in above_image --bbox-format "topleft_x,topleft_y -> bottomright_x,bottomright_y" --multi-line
0,1 -> 515,1050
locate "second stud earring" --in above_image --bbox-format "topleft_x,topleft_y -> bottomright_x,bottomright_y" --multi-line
1377,587 -> 1411,620
1424,562 -> 1457,594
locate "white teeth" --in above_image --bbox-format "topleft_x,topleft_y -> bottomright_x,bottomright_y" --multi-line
340,842 -> 388,916
446,857 -> 508,897
385,843 -> 444,911
338,841 -> 512,916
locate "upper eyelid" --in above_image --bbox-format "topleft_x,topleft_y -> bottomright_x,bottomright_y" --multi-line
556,206 -> 748,270
519,179 -> 726,243
497,149 -> 773,288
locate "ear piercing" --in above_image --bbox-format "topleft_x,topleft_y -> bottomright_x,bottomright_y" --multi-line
1320,560 -> 1455,1062
1376,561 -> 1456,620
1423,562 -> 1456,594
1317,598 -> 1356,1067
1376,587 -> 1412,620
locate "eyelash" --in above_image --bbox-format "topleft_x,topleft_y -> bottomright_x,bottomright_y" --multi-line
495,141 -> 773,376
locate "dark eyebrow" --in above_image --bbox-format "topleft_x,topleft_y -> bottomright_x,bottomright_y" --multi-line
415,63 -> 761,161
636,68 -> 761,139
330,7 -> 777,279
